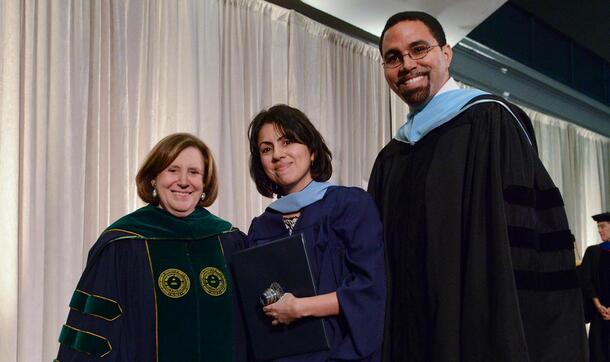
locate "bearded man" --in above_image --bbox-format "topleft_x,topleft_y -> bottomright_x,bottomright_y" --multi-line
368,11 -> 588,361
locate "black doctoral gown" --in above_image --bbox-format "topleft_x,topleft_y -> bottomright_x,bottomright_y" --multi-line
368,95 -> 588,361
580,244 -> 610,362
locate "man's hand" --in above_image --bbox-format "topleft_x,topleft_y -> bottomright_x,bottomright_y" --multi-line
598,306 -> 610,320
593,298 -> 610,320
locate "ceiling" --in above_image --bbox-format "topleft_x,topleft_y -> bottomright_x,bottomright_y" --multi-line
301,0 -> 505,47
300,0 -> 610,62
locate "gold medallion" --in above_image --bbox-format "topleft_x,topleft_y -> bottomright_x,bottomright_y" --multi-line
199,267 -> 227,296
158,268 -> 190,298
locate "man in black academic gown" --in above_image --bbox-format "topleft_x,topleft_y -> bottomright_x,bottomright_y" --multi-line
368,11 -> 588,361
580,212 -> 610,362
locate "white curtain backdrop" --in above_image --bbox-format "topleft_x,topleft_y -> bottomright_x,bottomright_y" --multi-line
0,0 -> 608,361
0,1 -> 389,361
0,0 -> 21,360
287,13 -> 391,188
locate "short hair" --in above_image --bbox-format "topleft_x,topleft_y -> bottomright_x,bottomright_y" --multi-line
248,104 -> 332,198
136,133 -> 219,207
379,11 -> 447,54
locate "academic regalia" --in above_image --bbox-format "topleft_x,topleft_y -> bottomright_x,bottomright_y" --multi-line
56,204 -> 246,361
592,213 -> 610,223
246,186 -> 386,361
580,242 -> 610,362
368,93 -> 588,361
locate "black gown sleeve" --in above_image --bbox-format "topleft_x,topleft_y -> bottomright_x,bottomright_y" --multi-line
580,246 -> 599,300
426,99 -> 587,361
579,246 -> 599,323
470,101 -> 586,361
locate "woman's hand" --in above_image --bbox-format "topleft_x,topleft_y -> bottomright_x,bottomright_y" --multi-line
262,291 -> 339,326
263,292 -> 301,326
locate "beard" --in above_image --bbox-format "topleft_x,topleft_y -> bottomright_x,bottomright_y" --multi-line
400,84 -> 430,108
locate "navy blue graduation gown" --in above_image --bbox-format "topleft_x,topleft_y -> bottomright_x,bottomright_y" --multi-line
247,186 -> 386,361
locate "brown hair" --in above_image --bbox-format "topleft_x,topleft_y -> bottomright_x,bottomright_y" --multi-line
248,104 -> 332,198
136,133 -> 219,207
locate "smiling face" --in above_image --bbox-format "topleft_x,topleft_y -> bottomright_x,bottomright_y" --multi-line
381,20 -> 452,109
153,146 -> 204,217
599,221 -> 610,242
257,122 -> 314,195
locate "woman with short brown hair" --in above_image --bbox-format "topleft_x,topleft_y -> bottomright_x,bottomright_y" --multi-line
136,133 -> 218,206
56,133 -> 245,361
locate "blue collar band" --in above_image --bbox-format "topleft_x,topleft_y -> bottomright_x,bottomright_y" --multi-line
396,88 -> 488,144
268,181 -> 333,213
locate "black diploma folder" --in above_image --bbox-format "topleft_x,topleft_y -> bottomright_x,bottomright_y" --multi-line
231,233 -> 330,360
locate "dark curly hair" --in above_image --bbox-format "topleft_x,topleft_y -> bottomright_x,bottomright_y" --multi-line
248,104 -> 332,198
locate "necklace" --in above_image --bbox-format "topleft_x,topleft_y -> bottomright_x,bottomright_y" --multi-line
283,215 -> 299,235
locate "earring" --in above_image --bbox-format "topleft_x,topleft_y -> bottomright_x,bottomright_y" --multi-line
152,188 -> 157,198
200,192 -> 206,201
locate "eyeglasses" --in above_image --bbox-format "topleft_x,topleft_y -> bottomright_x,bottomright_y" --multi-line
382,44 -> 442,68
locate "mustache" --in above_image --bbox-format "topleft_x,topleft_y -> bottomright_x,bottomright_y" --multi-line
396,71 -> 428,86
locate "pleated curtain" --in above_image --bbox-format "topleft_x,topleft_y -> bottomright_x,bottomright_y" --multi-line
0,0 -> 608,361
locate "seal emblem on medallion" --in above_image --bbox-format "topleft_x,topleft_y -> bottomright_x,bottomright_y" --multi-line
158,268 -> 190,298
199,267 -> 227,296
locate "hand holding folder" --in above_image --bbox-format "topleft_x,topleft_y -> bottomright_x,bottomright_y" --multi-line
231,234 -> 330,360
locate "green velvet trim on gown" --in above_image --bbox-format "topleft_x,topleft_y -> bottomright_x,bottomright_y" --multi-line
147,235 -> 234,361
58,324 -> 111,357
106,204 -> 232,240
69,290 -> 122,321
90,205 -> 235,361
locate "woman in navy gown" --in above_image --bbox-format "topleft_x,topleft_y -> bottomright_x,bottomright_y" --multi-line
246,104 -> 385,361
